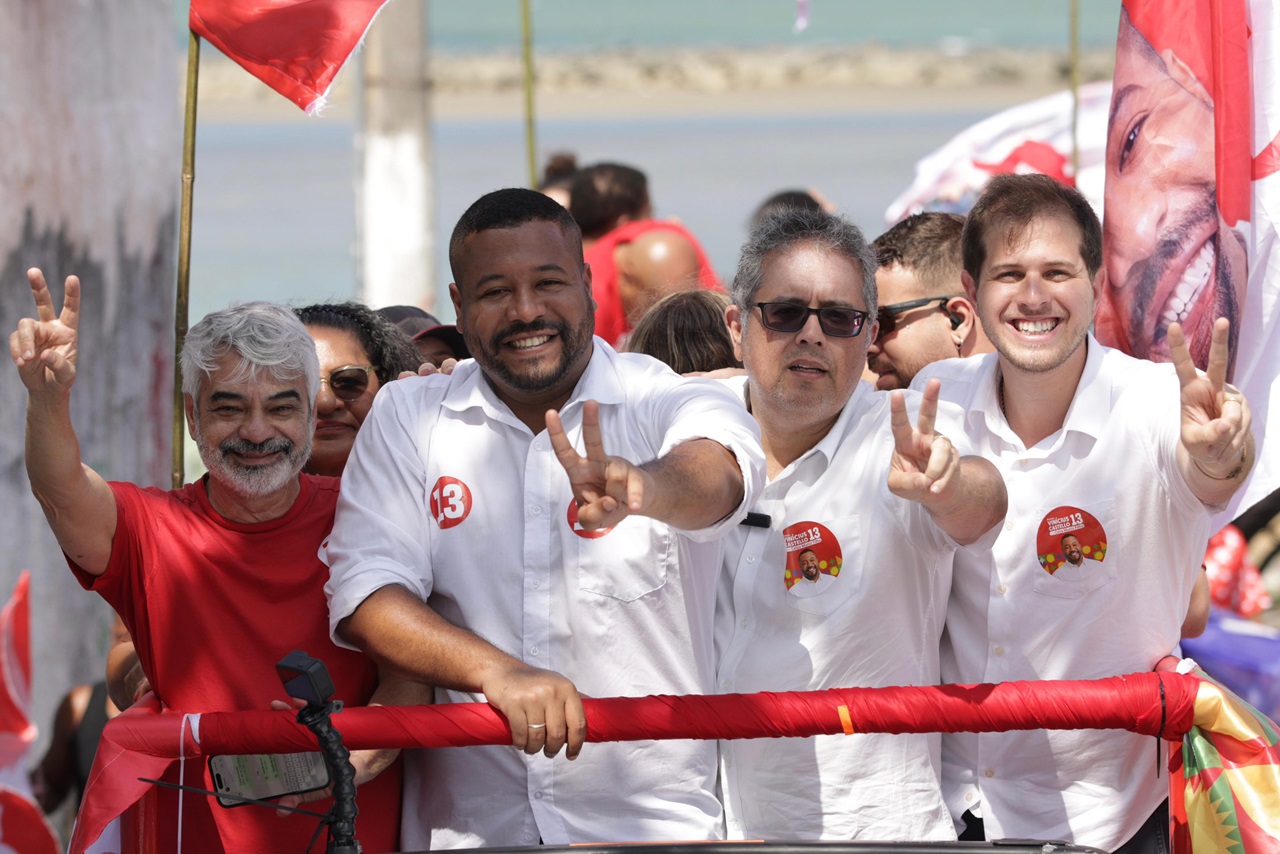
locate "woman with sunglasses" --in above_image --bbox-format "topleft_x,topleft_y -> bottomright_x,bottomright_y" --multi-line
294,303 -> 422,478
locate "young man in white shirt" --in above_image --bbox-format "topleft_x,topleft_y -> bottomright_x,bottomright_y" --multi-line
715,207 -> 1007,841
322,188 -> 765,849
914,173 -> 1254,852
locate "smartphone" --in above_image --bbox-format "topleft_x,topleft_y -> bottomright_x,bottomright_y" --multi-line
209,752 -> 330,808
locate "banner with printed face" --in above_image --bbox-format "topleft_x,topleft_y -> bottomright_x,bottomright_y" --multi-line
1098,0 -> 1280,514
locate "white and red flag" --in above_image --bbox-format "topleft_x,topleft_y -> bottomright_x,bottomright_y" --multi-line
189,0 -> 394,113
0,573 -> 60,853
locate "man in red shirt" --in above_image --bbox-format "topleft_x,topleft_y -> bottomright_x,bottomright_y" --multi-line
569,162 -> 721,345
10,269 -> 411,853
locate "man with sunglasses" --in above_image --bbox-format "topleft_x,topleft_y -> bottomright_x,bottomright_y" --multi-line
866,213 -> 991,391
322,188 -> 764,848
914,174 -> 1253,852
715,208 -> 1006,841
10,278 -> 409,853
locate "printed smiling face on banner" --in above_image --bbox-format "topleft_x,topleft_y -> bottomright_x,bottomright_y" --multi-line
1037,505 -> 1108,574
782,521 -> 843,592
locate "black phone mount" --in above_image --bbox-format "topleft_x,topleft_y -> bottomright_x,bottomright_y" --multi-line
276,651 -> 361,854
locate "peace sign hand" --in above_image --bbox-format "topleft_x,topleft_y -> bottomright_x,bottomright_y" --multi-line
1170,318 -> 1251,477
9,268 -> 80,398
546,400 -> 655,529
887,378 -> 960,505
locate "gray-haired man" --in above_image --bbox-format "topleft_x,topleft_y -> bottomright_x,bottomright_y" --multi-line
10,269 -> 408,853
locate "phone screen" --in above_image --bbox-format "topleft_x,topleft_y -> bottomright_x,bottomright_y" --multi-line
209,752 -> 331,808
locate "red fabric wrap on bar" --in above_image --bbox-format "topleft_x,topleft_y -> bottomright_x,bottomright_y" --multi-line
107,672 -> 1199,759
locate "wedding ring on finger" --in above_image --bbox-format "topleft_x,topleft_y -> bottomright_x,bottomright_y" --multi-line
527,723 -> 546,729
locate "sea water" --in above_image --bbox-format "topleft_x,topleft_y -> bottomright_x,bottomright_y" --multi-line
185,0 -> 1122,322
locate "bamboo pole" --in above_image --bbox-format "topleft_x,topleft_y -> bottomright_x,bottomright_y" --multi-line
520,0 -> 537,188
1069,0 -> 1080,180
173,30 -> 200,489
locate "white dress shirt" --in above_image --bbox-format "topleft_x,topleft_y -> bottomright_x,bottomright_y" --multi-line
915,339 -> 1213,851
715,379 -> 966,841
324,340 -> 764,849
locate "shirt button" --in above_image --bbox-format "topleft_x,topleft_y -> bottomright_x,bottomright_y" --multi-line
994,646 -> 1005,657
530,646 -> 540,656
739,618 -> 749,628
997,584 -> 1008,594
534,442 -> 545,452
965,792 -> 974,802
746,555 -> 756,564
984,769 -> 995,778
534,791 -> 544,800
1004,520 -> 1013,530
530,579 -> 541,589
529,505 -> 542,516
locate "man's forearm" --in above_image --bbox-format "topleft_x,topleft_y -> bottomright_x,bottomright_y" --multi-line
639,438 -> 744,529
339,584 -> 522,692
925,456 -> 1007,545
26,395 -> 117,574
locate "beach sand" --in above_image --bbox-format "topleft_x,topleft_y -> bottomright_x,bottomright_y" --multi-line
194,45 -> 1115,122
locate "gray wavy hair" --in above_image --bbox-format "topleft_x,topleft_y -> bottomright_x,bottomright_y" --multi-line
181,302 -> 320,404
731,208 -> 878,318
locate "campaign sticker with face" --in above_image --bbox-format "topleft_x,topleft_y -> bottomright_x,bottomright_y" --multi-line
782,521 -> 843,592
429,477 -> 473,529
567,498 -> 615,539
1036,505 -> 1108,574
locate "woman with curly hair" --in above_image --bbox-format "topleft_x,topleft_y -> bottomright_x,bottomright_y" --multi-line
294,301 -> 421,477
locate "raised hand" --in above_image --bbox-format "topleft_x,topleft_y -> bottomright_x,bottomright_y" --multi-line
547,399 -> 655,529
887,378 -> 960,504
9,268 -> 80,396
1170,318 -> 1250,477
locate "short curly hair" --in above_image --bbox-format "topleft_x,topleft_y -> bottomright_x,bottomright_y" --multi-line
293,302 -> 422,383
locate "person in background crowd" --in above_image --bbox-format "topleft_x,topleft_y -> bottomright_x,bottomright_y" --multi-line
376,304 -> 471,368
867,212 -> 991,391
627,289 -> 740,375
538,151 -> 579,209
570,161 -> 722,345
297,302 -> 421,478
748,187 -> 834,232
31,614 -> 129,818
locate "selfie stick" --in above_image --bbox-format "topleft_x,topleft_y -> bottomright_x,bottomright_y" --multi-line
276,651 -> 361,854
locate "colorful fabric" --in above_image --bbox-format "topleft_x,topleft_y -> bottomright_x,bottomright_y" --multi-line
1173,664 -> 1280,854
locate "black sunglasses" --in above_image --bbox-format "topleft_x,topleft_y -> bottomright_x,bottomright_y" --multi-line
875,295 -> 962,338
318,365 -> 377,402
754,301 -> 868,338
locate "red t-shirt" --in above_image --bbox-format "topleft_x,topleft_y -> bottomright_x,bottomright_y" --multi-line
71,474 -> 400,853
584,219 -> 722,345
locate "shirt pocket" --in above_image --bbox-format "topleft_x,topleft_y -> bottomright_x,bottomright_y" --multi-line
1031,498 -> 1118,599
575,515 -> 672,602
782,515 -> 862,617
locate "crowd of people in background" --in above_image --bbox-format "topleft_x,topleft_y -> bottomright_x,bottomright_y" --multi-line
10,153 -> 1257,854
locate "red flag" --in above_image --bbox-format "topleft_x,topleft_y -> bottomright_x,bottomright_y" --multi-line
189,0 -> 394,113
68,694 -> 176,854
0,573 -> 60,853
